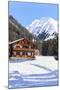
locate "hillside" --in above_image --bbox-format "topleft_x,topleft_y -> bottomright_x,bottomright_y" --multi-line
9,16 -> 35,42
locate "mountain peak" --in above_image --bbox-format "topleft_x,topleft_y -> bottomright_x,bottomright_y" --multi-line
26,17 -> 58,41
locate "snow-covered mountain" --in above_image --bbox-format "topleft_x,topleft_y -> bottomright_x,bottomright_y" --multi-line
26,17 -> 58,41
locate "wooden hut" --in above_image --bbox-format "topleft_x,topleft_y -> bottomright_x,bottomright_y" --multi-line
9,38 -> 37,59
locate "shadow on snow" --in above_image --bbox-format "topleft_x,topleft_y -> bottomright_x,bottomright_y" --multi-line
8,70 -> 58,89
9,59 -> 33,63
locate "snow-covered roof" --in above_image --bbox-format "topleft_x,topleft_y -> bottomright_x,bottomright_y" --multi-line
9,38 -> 24,45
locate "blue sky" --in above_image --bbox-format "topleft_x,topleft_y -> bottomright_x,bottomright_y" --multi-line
9,2 -> 58,27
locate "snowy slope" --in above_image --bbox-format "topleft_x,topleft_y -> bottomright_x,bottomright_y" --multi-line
26,17 -> 58,41
9,56 -> 58,88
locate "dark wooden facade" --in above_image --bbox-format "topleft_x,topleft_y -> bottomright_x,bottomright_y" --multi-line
9,38 -> 37,59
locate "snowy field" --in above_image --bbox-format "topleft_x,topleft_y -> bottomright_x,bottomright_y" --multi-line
8,56 -> 59,89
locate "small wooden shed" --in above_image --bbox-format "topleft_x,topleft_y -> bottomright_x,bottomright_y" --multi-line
9,38 -> 37,59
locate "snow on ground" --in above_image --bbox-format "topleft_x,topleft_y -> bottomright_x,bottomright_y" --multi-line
9,56 -> 58,89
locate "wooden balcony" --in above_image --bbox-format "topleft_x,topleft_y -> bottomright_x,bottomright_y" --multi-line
13,48 -> 35,52
11,56 -> 35,60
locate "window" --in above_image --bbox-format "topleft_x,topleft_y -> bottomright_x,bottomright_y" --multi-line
23,52 -> 25,55
20,52 -> 23,55
27,52 -> 31,56
16,51 -> 20,55
16,46 -> 20,48
13,45 -> 16,49
29,46 -> 31,48
20,45 -> 22,48
23,45 -> 28,48
13,51 -> 16,55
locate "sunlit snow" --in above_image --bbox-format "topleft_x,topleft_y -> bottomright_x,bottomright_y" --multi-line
9,56 -> 58,89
